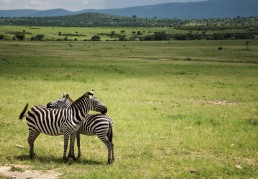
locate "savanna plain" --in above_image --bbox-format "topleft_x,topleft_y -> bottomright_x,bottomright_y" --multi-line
0,39 -> 257,178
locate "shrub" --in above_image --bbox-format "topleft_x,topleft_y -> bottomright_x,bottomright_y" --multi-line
0,34 -> 4,40
31,34 -> 44,41
15,33 -> 25,40
91,35 -> 101,41
154,32 -> 167,40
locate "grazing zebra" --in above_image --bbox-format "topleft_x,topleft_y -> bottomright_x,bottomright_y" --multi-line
47,94 -> 114,164
18,91 -> 107,161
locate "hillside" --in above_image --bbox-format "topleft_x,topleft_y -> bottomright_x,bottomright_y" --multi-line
0,0 -> 257,19
83,0 -> 258,19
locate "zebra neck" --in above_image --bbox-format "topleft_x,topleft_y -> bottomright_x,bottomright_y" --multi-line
70,95 -> 89,120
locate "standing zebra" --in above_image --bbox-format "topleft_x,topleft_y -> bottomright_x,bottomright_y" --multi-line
47,93 -> 114,164
19,91 -> 107,161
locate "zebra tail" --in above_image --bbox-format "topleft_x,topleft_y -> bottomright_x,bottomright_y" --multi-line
19,103 -> 29,120
108,122 -> 113,143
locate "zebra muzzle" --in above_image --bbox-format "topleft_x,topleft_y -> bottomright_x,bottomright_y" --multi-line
101,106 -> 108,114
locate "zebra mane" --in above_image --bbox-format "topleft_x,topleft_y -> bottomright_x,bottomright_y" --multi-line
70,92 -> 92,107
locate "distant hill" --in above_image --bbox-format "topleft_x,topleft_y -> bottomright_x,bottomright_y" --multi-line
82,0 -> 258,19
0,8 -> 71,17
0,0 -> 257,19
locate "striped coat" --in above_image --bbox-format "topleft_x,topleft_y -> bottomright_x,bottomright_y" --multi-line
19,92 -> 107,161
47,94 -> 114,164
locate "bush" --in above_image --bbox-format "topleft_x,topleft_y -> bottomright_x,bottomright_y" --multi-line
139,35 -> 155,41
0,34 -> 4,40
15,33 -> 25,40
91,35 -> 101,41
154,32 -> 167,40
31,34 -> 44,41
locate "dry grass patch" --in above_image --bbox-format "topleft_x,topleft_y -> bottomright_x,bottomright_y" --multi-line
0,164 -> 59,179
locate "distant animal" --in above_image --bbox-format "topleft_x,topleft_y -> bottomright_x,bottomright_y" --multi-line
18,91 -> 107,162
68,44 -> 73,47
47,94 -> 114,164
217,47 -> 223,50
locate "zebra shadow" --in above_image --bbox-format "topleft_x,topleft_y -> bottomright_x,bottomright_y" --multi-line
75,158 -> 105,165
14,155 -> 105,165
14,154 -> 64,164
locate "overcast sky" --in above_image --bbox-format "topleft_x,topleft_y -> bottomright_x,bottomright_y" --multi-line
0,0 -> 206,11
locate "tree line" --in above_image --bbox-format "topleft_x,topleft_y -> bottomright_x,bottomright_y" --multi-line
0,13 -> 257,41
0,13 -> 258,28
1,30 -> 255,42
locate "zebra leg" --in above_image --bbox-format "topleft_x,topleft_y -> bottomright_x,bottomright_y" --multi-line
68,135 -> 72,158
63,133 -> 69,162
108,124 -> 115,162
68,133 -> 76,161
97,134 -> 113,164
28,129 -> 40,159
111,143 -> 115,162
77,133 -> 81,159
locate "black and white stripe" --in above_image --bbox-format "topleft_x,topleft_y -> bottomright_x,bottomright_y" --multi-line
19,91 -> 107,161
47,94 -> 114,164
47,94 -> 72,108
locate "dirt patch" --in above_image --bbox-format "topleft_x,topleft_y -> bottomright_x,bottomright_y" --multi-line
191,99 -> 236,106
200,100 -> 236,106
142,100 -> 163,105
0,165 -> 59,179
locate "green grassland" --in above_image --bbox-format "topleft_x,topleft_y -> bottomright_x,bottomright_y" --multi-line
1,25 -> 256,41
0,25 -> 182,41
0,39 -> 258,178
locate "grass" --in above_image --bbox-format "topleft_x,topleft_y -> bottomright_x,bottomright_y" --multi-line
0,39 -> 257,178
0,25 -> 184,41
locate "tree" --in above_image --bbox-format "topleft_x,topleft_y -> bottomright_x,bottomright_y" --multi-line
245,41 -> 250,50
154,32 -> 167,40
132,15 -> 137,22
0,34 -> 4,40
15,33 -> 25,40
91,35 -> 101,41
118,35 -> 127,41
31,34 -> 44,41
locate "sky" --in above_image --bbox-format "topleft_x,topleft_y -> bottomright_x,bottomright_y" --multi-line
0,0 -> 206,11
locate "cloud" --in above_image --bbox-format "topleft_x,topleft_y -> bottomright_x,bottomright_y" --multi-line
0,0 -> 107,10
0,0 -> 205,11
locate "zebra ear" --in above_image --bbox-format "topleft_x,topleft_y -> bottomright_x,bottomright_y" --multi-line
89,89 -> 94,96
85,92 -> 93,100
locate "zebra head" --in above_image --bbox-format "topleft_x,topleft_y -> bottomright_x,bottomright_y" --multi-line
47,94 -> 72,109
85,90 -> 107,114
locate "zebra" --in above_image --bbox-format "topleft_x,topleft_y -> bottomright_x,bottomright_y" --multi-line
47,94 -> 72,108
18,91 -> 107,162
47,94 -> 114,164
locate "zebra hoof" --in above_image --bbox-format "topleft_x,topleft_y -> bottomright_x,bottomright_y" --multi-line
108,160 -> 113,164
63,157 -> 68,163
72,156 -> 77,161
30,154 -> 35,160
68,154 -> 77,161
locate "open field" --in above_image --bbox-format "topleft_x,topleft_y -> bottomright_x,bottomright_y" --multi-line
0,40 -> 258,178
0,26 -> 182,41
1,25 -> 256,41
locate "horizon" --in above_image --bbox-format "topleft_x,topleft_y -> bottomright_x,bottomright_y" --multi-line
0,0 -> 206,11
